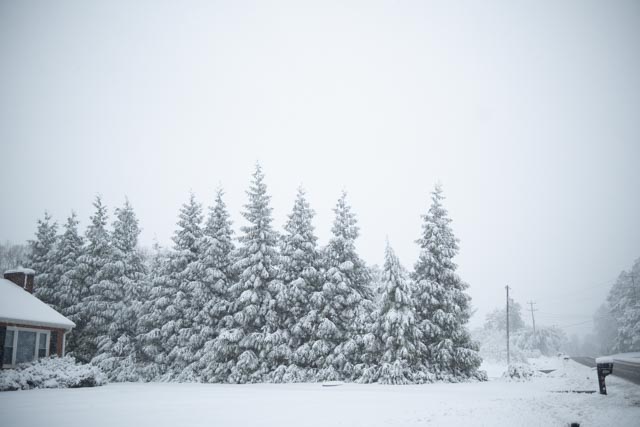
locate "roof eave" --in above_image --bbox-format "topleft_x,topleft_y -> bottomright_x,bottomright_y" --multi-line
0,317 -> 75,331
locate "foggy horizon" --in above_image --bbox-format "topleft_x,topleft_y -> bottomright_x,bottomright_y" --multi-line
2,0 -> 639,337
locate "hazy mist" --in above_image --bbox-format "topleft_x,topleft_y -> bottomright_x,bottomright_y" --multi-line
1,0 -> 639,334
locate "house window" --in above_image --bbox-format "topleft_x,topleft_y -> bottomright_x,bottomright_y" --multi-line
16,331 -> 36,364
38,333 -> 47,358
2,327 -> 50,368
3,330 -> 14,365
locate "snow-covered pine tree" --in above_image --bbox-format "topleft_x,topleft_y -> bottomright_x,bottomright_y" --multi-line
161,193 -> 205,379
213,164 -> 283,383
189,189 -> 236,382
368,264 -> 385,304
90,199 -> 146,381
68,196 -> 112,362
137,243 -> 172,380
364,242 -> 425,384
51,212 -> 85,321
56,213 -> 90,361
134,193 -> 205,380
275,187 -> 322,381
412,184 -> 484,381
29,212 -> 59,309
317,192 -> 372,381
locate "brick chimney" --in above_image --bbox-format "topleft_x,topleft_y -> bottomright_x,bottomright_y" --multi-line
4,267 -> 36,293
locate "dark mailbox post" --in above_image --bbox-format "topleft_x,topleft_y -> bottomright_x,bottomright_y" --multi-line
596,357 -> 613,395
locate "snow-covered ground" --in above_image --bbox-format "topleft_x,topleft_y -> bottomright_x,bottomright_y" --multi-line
1,360 -> 638,427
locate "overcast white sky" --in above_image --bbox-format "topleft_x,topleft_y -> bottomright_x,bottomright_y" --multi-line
1,0 -> 639,334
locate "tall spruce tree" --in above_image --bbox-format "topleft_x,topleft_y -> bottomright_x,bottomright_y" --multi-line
137,244 -> 173,380
276,187 -> 322,381
51,212 -> 85,319
162,193 -> 205,379
412,184 -> 483,381
189,189 -> 236,382
90,200 -> 146,381
57,213 -> 91,360
213,164 -> 283,383
135,193 -> 204,379
317,192 -> 372,380
365,242 -> 426,384
68,196 -> 112,362
29,212 -> 59,309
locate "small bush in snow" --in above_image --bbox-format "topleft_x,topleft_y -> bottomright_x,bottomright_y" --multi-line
502,363 -> 535,381
0,356 -> 107,392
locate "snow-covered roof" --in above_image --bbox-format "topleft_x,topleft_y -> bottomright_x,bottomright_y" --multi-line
4,267 -> 36,275
0,279 -> 75,330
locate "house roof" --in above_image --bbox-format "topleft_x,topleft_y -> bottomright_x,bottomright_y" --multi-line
0,278 -> 75,331
4,267 -> 36,275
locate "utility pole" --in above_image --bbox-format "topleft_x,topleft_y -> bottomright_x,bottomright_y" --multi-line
528,301 -> 538,338
506,285 -> 510,366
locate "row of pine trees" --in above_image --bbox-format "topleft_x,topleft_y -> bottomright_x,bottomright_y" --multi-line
27,165 -> 484,384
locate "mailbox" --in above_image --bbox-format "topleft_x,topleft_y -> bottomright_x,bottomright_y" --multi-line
595,358 -> 613,395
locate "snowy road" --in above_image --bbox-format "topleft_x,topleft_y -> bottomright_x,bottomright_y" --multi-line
572,356 -> 640,385
1,361 -> 639,426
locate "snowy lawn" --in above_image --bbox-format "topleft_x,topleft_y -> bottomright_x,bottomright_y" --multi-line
1,361 -> 638,427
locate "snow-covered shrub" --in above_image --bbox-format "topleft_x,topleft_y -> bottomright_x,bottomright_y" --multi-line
502,363 -> 535,381
0,356 -> 107,391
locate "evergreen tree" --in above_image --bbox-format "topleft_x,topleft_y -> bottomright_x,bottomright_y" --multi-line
29,212 -> 59,309
51,212 -> 85,319
213,164 -> 283,383
316,192 -> 372,380
412,184 -> 483,381
90,199 -> 146,381
365,242 -> 425,384
137,244 -> 172,380
189,189 -> 236,382
164,192 -> 206,379
69,196 -> 112,362
276,188 -> 322,381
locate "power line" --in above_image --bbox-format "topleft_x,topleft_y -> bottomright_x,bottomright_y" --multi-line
555,319 -> 593,328
535,311 -> 593,318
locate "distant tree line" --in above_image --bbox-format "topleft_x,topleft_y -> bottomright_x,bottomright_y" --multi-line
23,164 -> 485,384
473,300 -> 568,363
476,252 -> 640,359
0,241 -> 28,274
